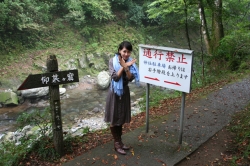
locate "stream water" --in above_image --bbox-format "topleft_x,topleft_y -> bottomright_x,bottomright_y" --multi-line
0,81 -> 145,135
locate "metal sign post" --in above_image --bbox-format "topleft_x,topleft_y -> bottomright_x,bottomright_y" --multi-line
139,44 -> 193,144
146,83 -> 150,133
179,92 -> 186,144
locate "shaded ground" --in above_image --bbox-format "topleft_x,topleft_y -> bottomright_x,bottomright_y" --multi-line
176,126 -> 236,166
177,104 -> 250,166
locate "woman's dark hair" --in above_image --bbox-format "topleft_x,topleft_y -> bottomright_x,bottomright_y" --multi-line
118,41 -> 133,53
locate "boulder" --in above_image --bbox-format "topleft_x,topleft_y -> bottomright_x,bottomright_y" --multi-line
86,53 -> 95,62
97,71 -> 110,90
130,91 -> 135,97
78,54 -> 88,69
60,88 -> 66,95
21,87 -> 49,98
20,87 -> 66,99
92,107 -> 101,113
0,91 -> 19,106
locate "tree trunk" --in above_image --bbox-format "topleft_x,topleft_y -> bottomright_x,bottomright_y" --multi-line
211,0 -> 224,53
198,0 -> 211,54
198,0 -> 224,55
207,0 -> 224,54
183,0 -> 191,50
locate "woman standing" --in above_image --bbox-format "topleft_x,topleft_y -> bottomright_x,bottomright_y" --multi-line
104,41 -> 139,155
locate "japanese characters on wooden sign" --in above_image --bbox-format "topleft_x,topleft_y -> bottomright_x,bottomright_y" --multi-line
54,100 -> 61,131
139,44 -> 193,93
17,70 -> 79,90
17,54 -> 79,156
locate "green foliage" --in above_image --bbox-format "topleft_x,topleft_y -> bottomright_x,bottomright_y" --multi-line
29,136 -> 60,161
147,0 -> 185,19
213,30 -> 250,71
81,0 -> 114,21
0,0 -> 51,31
64,135 -> 87,153
82,126 -> 90,134
0,0 -> 54,54
127,2 -> 146,26
53,0 -> 68,13
0,106 -> 70,164
82,24 -> 144,59
17,107 -> 52,136
146,0 -> 199,31
0,105 -> 92,165
0,140 -> 31,166
0,107 -> 54,165
110,0 -> 131,10
223,0 -> 250,31
64,0 -> 86,27
110,1 -> 153,27
64,0 -> 114,27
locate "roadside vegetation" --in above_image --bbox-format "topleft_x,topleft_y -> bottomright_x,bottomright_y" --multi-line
0,0 -> 250,165
227,103 -> 250,165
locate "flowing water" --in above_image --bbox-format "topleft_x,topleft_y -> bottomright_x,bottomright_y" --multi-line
0,82 -> 145,135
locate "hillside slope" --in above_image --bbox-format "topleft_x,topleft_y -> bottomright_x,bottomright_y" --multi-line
0,22 -> 200,90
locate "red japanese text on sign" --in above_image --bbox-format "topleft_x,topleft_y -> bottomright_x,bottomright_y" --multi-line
143,49 -> 188,65
153,50 -> 164,60
166,51 -> 175,62
139,44 -> 193,93
177,54 -> 188,64
143,49 -> 152,58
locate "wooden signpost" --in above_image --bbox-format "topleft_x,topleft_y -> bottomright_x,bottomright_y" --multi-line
18,55 -> 79,156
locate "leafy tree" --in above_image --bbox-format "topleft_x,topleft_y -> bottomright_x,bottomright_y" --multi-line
63,0 -> 86,27
222,0 -> 250,31
64,0 -> 114,27
146,0 -> 249,55
147,0 -> 196,49
0,0 -> 52,32
146,0 -> 223,54
0,0 -> 53,52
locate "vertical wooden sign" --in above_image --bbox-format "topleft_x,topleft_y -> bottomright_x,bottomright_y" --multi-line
18,54 -> 79,156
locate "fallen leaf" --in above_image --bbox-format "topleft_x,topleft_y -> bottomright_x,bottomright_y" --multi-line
131,149 -> 135,156
102,159 -> 108,164
113,154 -> 118,160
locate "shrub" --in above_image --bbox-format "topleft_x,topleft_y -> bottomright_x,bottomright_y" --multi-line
213,30 -> 250,71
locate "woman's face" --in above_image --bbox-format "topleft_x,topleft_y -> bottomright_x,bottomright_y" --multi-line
119,47 -> 131,61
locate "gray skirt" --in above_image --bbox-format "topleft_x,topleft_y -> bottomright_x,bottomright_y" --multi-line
104,85 -> 131,126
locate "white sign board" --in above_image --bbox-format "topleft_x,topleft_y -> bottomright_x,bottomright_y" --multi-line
139,44 -> 193,93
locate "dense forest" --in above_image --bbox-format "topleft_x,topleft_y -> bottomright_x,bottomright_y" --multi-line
0,0 -> 250,165
0,0 -> 249,76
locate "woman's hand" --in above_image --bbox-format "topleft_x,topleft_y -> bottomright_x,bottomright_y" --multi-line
126,59 -> 136,67
118,55 -> 128,68
119,55 -> 137,67
118,55 -> 134,80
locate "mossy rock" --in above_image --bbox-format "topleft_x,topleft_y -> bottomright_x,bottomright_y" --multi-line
0,91 -> 18,106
